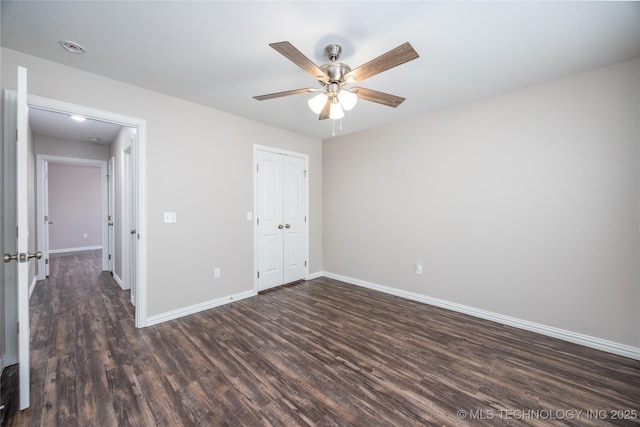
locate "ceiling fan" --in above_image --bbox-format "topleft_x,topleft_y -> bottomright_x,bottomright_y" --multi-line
253,41 -> 419,121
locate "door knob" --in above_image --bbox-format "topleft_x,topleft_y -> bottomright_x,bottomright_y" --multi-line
4,251 -> 42,263
3,253 -> 17,263
130,229 -> 137,235
108,222 -> 114,226
278,224 -> 283,229
47,221 -> 54,225
285,224 -> 291,229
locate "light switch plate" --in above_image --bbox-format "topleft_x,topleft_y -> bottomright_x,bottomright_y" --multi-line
164,212 -> 177,223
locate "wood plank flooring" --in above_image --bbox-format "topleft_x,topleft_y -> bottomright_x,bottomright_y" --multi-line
5,250 -> 640,426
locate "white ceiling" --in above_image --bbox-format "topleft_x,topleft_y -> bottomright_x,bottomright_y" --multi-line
2,1 -> 639,140
29,107 -> 123,144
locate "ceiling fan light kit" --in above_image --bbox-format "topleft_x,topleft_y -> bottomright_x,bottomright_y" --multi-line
254,40 -> 419,134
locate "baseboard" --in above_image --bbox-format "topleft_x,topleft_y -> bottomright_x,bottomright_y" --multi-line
28,276 -> 37,299
112,272 -> 127,290
305,271 -> 325,280
49,245 -> 102,254
146,289 -> 256,326
321,272 -> 640,361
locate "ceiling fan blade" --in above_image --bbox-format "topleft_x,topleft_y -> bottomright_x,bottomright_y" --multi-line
353,87 -> 406,108
318,99 -> 331,120
346,42 -> 419,83
253,88 -> 317,101
269,41 -> 328,82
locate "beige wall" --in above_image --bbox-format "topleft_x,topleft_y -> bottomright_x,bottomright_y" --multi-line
324,58 -> 640,347
47,163 -> 102,251
1,47 -> 323,317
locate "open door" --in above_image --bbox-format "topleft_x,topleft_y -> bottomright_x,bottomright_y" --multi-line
43,160 -> 51,277
3,67 -> 38,410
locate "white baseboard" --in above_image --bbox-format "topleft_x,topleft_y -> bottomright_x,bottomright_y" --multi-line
305,271 -> 324,280
321,272 -> 640,361
49,245 -> 102,254
28,276 -> 38,299
112,272 -> 127,290
146,289 -> 256,326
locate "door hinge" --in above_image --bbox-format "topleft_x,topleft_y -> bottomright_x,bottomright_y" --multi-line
305,260 -> 307,267
257,217 -> 259,225
45,258 -> 49,265
256,164 -> 259,172
304,170 -> 307,178
108,254 -> 112,260
17,322 -> 19,334
257,271 -> 260,278
304,216 -> 307,222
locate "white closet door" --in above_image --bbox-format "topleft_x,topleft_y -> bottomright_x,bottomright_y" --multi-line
282,155 -> 306,284
257,150 -> 307,291
257,150 -> 284,291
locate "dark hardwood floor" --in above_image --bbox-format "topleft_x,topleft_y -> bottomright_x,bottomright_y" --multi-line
5,250 -> 640,426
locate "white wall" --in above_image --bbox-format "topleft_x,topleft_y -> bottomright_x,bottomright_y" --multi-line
1,47 -> 323,318
47,163 -> 102,251
324,58 -> 640,348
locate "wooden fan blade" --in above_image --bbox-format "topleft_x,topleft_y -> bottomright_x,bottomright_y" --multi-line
270,41 -> 328,82
346,42 -> 419,83
253,88 -> 317,101
319,98 -> 331,120
353,87 -> 406,108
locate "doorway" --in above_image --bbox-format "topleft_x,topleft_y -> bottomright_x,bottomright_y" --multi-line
25,94 -> 148,328
254,145 -> 309,292
36,156 -> 108,280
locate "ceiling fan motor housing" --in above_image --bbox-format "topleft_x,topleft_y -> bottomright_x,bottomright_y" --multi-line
320,63 -> 352,85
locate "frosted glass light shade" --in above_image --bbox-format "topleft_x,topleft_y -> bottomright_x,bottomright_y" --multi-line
308,93 -> 328,114
339,90 -> 358,111
329,101 -> 344,120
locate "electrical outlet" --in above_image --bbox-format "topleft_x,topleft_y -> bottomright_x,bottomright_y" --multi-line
214,268 -> 221,278
416,262 -> 423,275
164,212 -> 177,223
83,233 -> 88,238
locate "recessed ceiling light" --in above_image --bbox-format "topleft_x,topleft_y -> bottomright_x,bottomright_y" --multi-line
70,115 -> 86,122
60,40 -> 85,54
88,137 -> 102,142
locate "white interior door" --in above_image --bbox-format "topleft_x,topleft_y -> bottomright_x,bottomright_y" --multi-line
16,66 -> 31,411
122,138 -> 137,304
2,66 -> 32,410
108,156 -> 115,272
257,150 -> 284,291
43,161 -> 51,277
256,149 -> 307,291
283,156 -> 306,283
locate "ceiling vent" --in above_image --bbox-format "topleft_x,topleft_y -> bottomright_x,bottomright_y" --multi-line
60,40 -> 85,54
